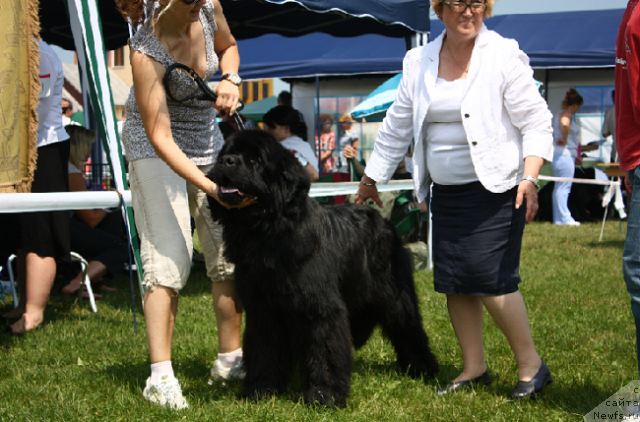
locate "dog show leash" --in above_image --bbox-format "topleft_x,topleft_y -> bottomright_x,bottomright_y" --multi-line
163,62 -> 246,130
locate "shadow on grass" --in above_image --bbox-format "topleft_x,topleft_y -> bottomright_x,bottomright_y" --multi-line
352,357 -> 452,388
588,240 -> 626,250
542,381 -> 616,417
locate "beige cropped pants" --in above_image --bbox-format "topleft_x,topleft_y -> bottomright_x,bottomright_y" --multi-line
129,158 -> 234,292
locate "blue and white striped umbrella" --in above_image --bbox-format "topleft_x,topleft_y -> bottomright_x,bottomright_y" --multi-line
350,73 -> 402,122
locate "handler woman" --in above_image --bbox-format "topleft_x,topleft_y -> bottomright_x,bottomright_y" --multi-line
116,0 -> 248,409
356,0 -> 554,398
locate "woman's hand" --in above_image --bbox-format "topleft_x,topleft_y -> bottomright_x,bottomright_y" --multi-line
206,180 -> 257,209
214,80 -> 240,116
515,179 -> 538,223
355,175 -> 383,208
555,138 -> 567,146
355,184 -> 383,208
343,145 -> 357,160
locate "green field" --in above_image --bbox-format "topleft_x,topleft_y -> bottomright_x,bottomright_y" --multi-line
0,221 -> 634,421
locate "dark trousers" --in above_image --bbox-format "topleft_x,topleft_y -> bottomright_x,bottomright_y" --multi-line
69,211 -> 128,278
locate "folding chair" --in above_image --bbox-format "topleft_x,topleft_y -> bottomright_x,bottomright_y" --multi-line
4,252 -> 98,313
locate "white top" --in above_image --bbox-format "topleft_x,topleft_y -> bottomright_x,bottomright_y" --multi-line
552,110 -> 579,157
602,105 -> 615,140
425,78 -> 477,185
280,136 -> 319,172
62,116 -> 80,127
68,162 -> 82,175
364,25 -> 554,202
36,40 -> 69,148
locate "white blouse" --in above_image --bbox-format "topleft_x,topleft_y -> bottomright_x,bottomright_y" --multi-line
425,78 -> 478,185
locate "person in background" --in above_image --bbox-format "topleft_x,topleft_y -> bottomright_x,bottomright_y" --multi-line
616,0 -> 640,384
4,40 -> 71,335
217,109 -> 258,139
264,105 -> 319,181
602,90 -> 617,163
61,98 -> 74,127
60,125 -> 128,299
355,0 -> 554,399
115,0 -> 249,409
277,90 -> 292,107
551,88 -> 584,226
336,114 -> 359,173
315,112 -> 335,173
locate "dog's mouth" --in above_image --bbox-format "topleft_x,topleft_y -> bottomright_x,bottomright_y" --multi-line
219,185 -> 246,197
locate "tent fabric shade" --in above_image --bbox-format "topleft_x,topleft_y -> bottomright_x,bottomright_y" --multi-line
39,0 -> 130,51
39,0 -> 430,52
224,0 -> 430,39
236,33 -> 406,80
241,95 -> 278,122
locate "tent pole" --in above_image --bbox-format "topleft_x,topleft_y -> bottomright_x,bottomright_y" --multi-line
544,69 -> 549,102
315,75 -> 321,173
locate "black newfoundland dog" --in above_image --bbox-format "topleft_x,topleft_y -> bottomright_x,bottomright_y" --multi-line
207,130 -> 438,407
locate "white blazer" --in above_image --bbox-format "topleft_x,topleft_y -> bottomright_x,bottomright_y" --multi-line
365,25 -> 554,203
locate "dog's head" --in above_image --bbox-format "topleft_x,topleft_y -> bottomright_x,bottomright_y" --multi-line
208,130 -> 311,213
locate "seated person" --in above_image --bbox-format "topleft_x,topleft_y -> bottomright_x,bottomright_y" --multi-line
263,105 -> 319,182
60,125 -> 129,298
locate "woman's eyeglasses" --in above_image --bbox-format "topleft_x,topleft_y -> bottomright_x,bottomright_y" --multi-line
441,1 -> 486,14
181,0 -> 200,5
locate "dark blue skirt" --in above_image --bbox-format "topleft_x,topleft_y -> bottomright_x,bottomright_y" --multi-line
431,182 -> 526,296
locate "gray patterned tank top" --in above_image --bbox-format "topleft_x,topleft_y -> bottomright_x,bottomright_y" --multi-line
122,0 -> 224,165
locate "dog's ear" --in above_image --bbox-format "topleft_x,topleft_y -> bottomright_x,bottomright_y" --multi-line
264,140 -> 311,219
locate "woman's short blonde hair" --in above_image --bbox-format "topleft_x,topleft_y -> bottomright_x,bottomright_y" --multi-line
66,125 -> 96,169
431,0 -> 495,20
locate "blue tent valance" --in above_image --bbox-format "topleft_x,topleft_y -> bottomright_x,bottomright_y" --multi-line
234,8 -> 625,81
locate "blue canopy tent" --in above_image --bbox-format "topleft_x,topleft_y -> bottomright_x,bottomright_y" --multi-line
41,0 -> 430,50
235,9 -> 624,81
431,9 -> 623,68
224,0 -> 430,43
237,33 -> 406,80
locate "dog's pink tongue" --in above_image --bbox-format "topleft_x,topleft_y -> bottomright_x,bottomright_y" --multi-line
220,186 -> 245,196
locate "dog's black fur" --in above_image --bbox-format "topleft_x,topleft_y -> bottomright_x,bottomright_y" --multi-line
207,130 -> 439,407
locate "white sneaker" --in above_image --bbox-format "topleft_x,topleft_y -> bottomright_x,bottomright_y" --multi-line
555,221 -> 581,226
143,375 -> 188,410
207,359 -> 245,385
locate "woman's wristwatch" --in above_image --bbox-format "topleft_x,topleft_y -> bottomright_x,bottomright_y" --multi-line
522,175 -> 539,189
221,73 -> 242,86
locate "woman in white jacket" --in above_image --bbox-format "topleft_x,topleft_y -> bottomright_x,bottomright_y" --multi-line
356,0 -> 554,399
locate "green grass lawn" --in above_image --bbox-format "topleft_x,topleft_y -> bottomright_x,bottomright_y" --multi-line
0,221 -> 634,421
